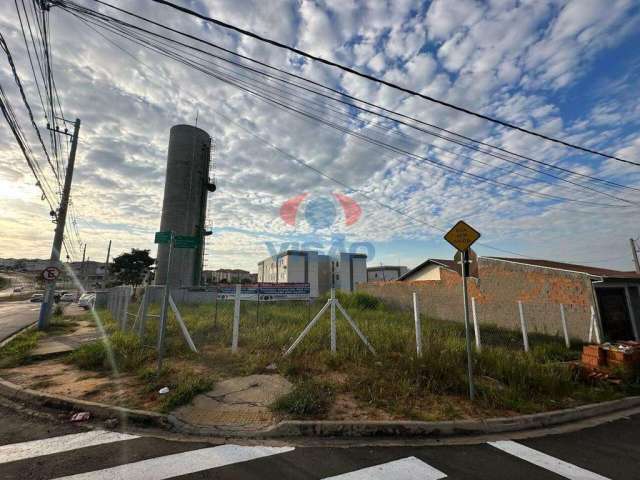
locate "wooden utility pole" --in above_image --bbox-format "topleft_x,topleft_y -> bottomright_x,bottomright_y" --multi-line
38,118 -> 81,329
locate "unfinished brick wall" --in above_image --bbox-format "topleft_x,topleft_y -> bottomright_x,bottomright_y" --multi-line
358,258 -> 595,341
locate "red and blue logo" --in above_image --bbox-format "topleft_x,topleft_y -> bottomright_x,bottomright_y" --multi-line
280,193 -> 361,229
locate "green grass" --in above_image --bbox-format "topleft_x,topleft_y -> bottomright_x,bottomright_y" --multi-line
80,293 -> 636,419
68,330 -> 151,372
270,379 -> 335,417
0,276 -> 9,290
159,372 -> 214,412
0,330 -> 41,368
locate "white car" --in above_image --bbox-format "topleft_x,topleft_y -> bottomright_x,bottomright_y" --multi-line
30,293 -> 43,302
78,293 -> 96,310
60,293 -> 75,302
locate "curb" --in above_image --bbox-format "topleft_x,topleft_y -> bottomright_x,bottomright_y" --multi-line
1,374 -> 638,438
168,395 -> 640,438
0,321 -> 37,348
0,378 -> 168,429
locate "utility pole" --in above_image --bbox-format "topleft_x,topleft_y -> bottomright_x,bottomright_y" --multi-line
103,240 -> 112,288
631,238 -> 640,274
80,243 -> 86,286
38,118 -> 81,329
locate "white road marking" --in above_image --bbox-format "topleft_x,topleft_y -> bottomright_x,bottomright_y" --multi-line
53,444 -> 295,480
0,430 -> 139,464
322,456 -> 447,480
489,440 -> 611,480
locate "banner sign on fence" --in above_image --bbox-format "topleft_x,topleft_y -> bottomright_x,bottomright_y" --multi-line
216,283 -> 310,301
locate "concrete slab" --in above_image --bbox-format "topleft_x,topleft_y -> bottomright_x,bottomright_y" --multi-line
30,321 -> 99,358
172,374 -> 292,431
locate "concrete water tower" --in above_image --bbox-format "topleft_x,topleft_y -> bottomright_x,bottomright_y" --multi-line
155,125 -> 215,287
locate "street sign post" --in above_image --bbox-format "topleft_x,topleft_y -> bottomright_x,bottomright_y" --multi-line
157,230 -> 175,375
41,266 -> 61,282
444,220 -> 481,401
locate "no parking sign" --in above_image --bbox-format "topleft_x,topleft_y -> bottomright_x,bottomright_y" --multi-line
41,266 -> 61,282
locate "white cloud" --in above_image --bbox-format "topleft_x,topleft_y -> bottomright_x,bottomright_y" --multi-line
0,0 -> 638,273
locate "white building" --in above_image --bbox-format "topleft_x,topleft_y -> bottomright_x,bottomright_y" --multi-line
258,250 -> 367,296
332,253 -> 368,293
367,265 -> 408,282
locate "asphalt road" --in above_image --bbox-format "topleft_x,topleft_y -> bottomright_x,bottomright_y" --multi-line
0,402 -> 638,479
0,300 -> 39,343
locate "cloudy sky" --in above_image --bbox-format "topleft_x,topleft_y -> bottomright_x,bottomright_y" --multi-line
1,0 -> 640,273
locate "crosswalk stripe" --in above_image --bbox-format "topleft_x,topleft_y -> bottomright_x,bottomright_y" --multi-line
52,444 -> 295,480
322,456 -> 447,480
0,430 -> 139,464
488,441 -> 611,480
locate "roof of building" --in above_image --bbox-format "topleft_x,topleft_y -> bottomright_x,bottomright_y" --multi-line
398,259 -> 457,280
367,265 -> 406,271
398,256 -> 640,281
484,257 -> 640,279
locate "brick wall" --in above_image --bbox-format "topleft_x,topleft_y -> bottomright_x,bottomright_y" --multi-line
358,258 -> 595,341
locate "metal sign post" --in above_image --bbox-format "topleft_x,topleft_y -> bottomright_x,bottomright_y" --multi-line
444,220 -> 481,401
156,230 -> 174,375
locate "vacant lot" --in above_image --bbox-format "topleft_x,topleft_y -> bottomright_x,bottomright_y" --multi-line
2,292 -> 638,420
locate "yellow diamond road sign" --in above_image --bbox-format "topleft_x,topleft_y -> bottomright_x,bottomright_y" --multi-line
444,220 -> 481,252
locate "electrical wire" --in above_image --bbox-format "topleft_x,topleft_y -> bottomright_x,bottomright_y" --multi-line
63,8 -> 635,209
57,0 -> 640,193
148,0 -> 640,167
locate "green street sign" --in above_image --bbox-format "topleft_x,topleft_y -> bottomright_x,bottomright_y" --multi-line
154,231 -> 172,244
174,235 -> 200,249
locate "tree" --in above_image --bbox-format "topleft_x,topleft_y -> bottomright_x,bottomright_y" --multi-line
110,249 -> 154,289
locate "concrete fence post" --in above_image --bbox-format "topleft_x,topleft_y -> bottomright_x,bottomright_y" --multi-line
138,286 -> 151,338
121,287 -> 130,330
330,288 -> 337,355
560,304 -> 570,348
231,284 -> 241,353
471,297 -> 481,352
412,292 -> 422,358
589,305 -> 602,344
518,300 -> 529,352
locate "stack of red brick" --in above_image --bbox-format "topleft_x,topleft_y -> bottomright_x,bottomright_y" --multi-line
581,342 -> 640,371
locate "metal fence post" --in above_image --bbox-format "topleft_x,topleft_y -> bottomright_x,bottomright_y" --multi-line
412,292 -> 422,358
471,297 -> 481,352
560,303 -> 570,348
518,300 -> 529,352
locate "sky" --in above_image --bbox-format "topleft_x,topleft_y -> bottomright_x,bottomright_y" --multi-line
1,0 -> 640,273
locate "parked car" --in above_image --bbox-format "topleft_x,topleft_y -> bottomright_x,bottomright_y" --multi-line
13,286 -> 23,293
60,293 -> 75,302
30,293 -> 43,302
78,293 -> 96,310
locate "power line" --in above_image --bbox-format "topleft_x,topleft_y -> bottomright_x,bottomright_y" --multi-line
148,0 -> 640,167
62,4 -> 528,259
66,9 -> 634,210
71,0 -> 639,194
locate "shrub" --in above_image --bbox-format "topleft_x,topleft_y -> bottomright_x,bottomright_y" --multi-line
69,341 -> 107,370
270,379 -> 335,417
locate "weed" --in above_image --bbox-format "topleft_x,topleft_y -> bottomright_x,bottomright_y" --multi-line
270,379 -> 335,417
160,373 -> 214,412
69,331 -> 150,372
0,330 -> 41,368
